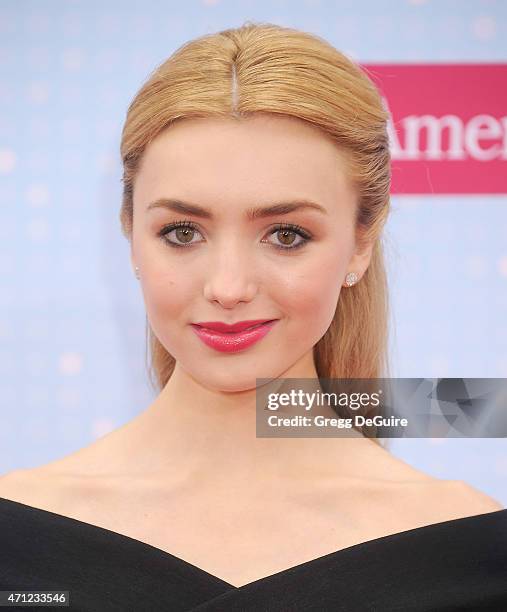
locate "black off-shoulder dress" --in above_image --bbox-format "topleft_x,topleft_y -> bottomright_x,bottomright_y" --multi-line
0,496 -> 506,611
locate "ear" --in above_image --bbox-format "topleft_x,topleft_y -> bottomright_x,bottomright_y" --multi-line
344,238 -> 374,286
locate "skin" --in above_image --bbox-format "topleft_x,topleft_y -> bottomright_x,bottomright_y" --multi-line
0,114 -> 502,588
125,113 -> 378,485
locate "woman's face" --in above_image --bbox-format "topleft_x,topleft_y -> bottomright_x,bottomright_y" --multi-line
131,114 -> 372,392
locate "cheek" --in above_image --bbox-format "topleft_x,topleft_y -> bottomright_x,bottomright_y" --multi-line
272,249 -> 345,333
140,269 -> 197,360
290,273 -> 341,327
140,264 -> 195,327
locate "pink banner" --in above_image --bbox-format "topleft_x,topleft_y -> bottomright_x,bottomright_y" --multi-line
361,64 -> 507,194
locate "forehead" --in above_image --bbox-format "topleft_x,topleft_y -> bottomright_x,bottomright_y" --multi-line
133,114 -> 355,211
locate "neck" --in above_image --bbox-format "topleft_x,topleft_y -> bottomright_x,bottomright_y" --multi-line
111,355 -> 380,487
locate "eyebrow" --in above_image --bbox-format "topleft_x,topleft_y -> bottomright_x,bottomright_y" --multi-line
146,198 -> 328,220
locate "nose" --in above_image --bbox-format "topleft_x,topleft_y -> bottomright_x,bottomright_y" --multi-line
203,242 -> 258,308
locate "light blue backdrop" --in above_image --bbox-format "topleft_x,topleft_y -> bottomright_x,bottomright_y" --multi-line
1,0 -> 506,503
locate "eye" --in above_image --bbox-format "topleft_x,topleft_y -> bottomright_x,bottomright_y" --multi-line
264,223 -> 311,251
157,220 -> 312,251
158,220 -> 203,247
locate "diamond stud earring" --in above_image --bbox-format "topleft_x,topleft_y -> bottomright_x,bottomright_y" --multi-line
134,266 -> 140,279
344,272 -> 358,287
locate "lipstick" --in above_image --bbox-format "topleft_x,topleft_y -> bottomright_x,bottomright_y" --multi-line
190,320 -> 278,353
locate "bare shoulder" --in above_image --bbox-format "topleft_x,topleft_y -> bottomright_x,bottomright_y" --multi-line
0,466 -> 106,515
0,436 -> 125,512
0,468 -> 37,498
398,477 -> 505,528
0,468 -> 62,510
363,445 -> 504,517
0,462 -> 151,524
440,479 -> 504,513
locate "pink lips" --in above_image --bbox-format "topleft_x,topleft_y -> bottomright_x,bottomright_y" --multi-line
190,319 -> 278,353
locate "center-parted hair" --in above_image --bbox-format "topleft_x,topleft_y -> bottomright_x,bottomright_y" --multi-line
119,22 -> 392,415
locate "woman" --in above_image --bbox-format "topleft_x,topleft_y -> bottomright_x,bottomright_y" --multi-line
1,22 -> 505,611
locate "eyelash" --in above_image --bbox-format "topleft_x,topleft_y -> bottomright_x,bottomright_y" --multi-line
157,219 -> 312,252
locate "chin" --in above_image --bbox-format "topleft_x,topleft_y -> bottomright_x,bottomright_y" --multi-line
184,361 -> 282,394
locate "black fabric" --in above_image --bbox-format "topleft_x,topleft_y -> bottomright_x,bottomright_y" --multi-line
0,496 -> 506,611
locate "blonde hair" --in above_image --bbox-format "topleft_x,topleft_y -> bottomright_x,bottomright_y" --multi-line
119,22 -> 392,445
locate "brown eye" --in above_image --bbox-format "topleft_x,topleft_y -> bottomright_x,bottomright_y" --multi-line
159,221 -> 312,251
277,229 -> 297,246
265,224 -> 310,251
175,227 -> 195,244
159,221 -> 203,247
